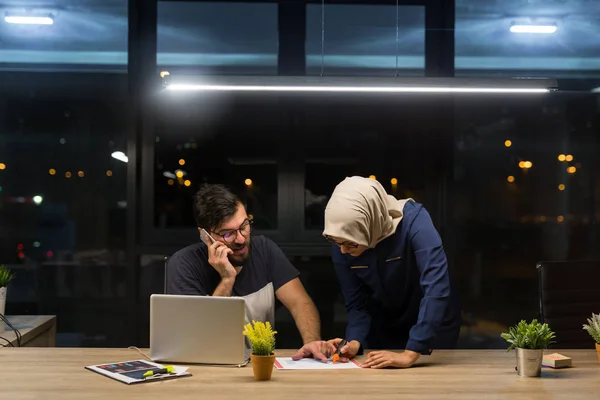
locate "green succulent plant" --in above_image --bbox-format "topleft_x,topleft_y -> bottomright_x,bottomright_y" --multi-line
0,265 -> 15,288
500,319 -> 556,351
582,313 -> 600,344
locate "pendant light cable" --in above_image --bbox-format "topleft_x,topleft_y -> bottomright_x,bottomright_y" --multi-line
395,0 -> 399,77
321,0 -> 325,76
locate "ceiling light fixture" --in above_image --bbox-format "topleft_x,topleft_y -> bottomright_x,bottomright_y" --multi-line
510,24 -> 557,34
162,76 -> 557,95
165,84 -> 551,94
4,15 -> 54,25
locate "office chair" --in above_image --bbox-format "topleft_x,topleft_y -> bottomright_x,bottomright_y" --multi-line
537,260 -> 600,348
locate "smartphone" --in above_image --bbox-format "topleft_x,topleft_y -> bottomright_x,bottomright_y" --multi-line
200,228 -> 216,246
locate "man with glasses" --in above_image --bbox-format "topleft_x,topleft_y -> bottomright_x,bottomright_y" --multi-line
167,184 -> 335,362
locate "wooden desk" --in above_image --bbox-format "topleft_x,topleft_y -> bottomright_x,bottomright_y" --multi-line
0,315 -> 56,347
0,348 -> 598,399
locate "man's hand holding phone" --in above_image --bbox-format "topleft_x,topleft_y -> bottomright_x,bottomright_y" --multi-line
208,241 -> 237,279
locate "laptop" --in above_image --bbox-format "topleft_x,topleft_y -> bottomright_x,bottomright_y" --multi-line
149,294 -> 249,366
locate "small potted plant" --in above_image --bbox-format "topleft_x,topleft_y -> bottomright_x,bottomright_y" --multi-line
582,313 -> 600,363
243,320 -> 277,381
500,319 -> 556,377
0,265 -> 15,316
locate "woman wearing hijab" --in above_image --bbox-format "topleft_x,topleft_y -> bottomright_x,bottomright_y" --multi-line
324,176 -> 461,368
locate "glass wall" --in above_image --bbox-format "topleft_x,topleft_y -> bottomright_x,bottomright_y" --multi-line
5,0 -> 599,352
0,1 -> 128,72
148,86 -> 599,349
0,0 -> 130,347
449,91 -> 599,346
0,72 -> 131,346
306,4 -> 426,76
153,91 -> 281,230
157,1 -> 278,74
298,94 -> 439,230
455,0 -> 600,77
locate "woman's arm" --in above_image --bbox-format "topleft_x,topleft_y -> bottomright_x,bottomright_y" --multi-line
333,248 -> 371,352
405,208 -> 452,354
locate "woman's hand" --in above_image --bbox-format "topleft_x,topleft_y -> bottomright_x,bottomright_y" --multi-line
361,350 -> 420,369
326,338 -> 361,362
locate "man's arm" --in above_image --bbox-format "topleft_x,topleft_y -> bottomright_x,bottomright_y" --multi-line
262,237 -> 321,342
212,277 -> 235,297
333,252 -> 371,353
275,278 -> 321,343
405,208 -> 452,355
263,237 -> 335,362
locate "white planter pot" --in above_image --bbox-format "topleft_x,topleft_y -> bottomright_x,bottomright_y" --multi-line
0,286 -> 6,317
516,348 -> 543,377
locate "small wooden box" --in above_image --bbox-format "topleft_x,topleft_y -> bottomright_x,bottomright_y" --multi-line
542,353 -> 572,369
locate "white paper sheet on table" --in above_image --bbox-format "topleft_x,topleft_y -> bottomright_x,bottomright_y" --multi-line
274,357 -> 361,370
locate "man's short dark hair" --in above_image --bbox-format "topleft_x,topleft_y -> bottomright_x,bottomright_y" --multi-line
193,184 -> 242,230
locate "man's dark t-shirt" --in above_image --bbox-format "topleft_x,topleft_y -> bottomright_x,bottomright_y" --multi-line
166,235 -> 299,331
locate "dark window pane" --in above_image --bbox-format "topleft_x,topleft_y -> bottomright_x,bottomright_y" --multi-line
0,74 -> 130,346
306,5 -> 425,76
154,92 -> 279,229
305,163 -> 427,231
450,91 -> 599,347
0,1 -> 128,72
456,0 -> 600,78
301,95 -> 437,230
452,93 -> 598,259
158,2 -> 278,73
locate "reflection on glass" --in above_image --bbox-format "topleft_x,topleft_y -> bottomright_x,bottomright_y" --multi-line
455,0 -> 600,77
306,4 -> 425,76
157,2 -> 278,73
451,92 -> 598,347
0,74 -> 130,347
296,95 -> 435,230
154,92 -> 279,229
0,1 -> 128,70
284,89 -> 598,349
305,163 -> 426,230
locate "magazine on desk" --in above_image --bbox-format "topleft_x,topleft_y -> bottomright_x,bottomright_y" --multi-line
85,359 -> 192,385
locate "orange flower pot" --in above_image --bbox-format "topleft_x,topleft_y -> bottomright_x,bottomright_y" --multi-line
596,343 -> 600,364
251,353 -> 275,381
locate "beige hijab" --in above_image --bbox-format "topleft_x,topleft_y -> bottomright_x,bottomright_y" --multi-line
323,176 -> 414,248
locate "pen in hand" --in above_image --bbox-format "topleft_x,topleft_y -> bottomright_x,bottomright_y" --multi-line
143,365 -> 175,377
332,339 -> 348,364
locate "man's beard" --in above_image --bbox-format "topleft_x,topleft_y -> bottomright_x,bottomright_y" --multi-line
227,240 -> 251,267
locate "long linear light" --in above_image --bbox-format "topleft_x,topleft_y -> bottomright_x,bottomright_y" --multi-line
162,76 -> 557,94
4,16 -> 54,25
165,84 -> 550,94
510,25 -> 557,34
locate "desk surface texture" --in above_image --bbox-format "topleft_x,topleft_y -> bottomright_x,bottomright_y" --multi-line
1,348 -> 599,399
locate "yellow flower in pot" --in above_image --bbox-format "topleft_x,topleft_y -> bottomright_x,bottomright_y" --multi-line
582,313 -> 600,363
243,320 -> 277,381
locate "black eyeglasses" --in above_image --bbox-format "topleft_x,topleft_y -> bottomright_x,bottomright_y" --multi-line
214,219 -> 253,244
324,235 -> 359,249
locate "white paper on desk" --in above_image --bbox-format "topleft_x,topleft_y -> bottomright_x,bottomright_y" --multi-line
274,357 -> 361,370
